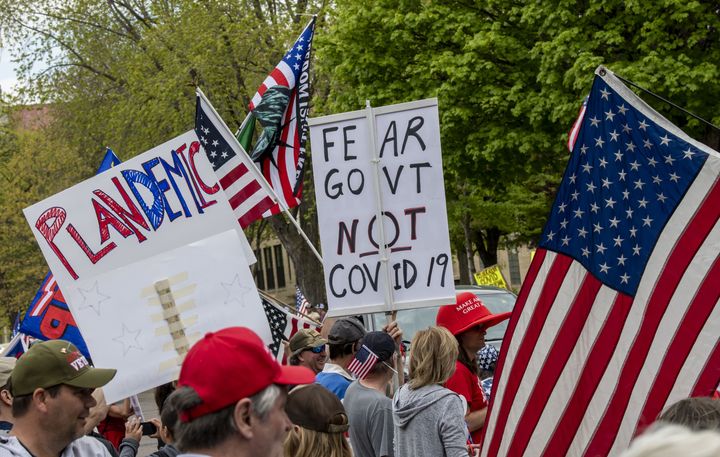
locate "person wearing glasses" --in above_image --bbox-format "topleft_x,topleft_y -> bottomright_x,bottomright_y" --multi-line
436,292 -> 511,445
288,329 -> 328,375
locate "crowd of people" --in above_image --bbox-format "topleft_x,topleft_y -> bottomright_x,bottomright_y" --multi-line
0,292 -> 718,457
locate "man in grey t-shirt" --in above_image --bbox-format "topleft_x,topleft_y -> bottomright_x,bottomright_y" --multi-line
343,331 -> 397,457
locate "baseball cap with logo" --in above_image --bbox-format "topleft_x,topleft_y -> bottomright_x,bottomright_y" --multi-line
178,326 -> 316,422
285,384 -> 349,433
289,329 -> 327,357
436,291 -> 512,336
10,340 -> 116,396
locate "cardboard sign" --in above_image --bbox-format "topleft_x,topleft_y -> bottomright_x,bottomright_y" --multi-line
23,131 -> 270,402
309,99 -> 454,315
474,265 -> 509,289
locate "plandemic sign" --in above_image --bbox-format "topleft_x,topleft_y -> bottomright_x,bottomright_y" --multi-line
23,130 -> 243,287
309,99 -> 454,316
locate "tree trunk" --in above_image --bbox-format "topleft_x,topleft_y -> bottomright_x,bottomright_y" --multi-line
702,124 -> 719,151
455,240 -> 470,284
474,227 -> 501,268
462,213 -> 477,276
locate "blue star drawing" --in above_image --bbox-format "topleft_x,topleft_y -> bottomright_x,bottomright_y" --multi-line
112,324 -> 142,356
221,274 -> 252,307
77,281 -> 110,316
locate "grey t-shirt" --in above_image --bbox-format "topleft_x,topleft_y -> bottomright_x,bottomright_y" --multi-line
344,381 -> 394,457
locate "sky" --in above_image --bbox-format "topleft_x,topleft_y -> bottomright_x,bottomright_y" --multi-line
0,46 -> 19,95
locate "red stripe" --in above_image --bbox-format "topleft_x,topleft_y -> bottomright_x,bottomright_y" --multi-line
481,249 -> 548,448
238,196 -> 275,228
634,255 -> 720,433
583,177 -> 720,456
276,96 -> 297,208
486,254 -> 573,457
540,293 -> 632,457
506,273 -> 602,457
270,67 -> 290,88
567,104 -> 586,152
228,180 -> 261,210
219,163 -> 249,189
691,338 -> 720,397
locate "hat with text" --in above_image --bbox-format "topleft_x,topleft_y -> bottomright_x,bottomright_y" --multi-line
436,291 -> 512,336
178,326 -> 315,422
286,383 -> 349,433
327,317 -> 366,345
10,340 -> 116,396
289,329 -> 327,357
0,357 -> 16,387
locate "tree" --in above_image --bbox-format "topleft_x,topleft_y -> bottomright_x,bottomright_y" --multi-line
0,0 -> 330,316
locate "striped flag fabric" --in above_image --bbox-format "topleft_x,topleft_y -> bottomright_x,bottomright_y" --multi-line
567,96 -> 589,151
347,345 -> 380,380
481,66 -> 720,457
195,90 -> 276,228
261,293 -> 320,364
248,17 -> 315,216
295,285 -> 310,315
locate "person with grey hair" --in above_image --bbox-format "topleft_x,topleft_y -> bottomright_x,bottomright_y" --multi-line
168,327 -> 315,457
656,396 -> 720,431
619,424 -> 720,457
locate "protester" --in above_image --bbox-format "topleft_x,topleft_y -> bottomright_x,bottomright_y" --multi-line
619,424 -> 720,457
118,399 -> 177,457
317,317 -> 401,400
0,357 -> 16,434
288,329 -> 327,374
284,384 -> 351,457
98,398 -> 133,449
392,326 -> 468,457
477,345 -> 499,401
656,396 -> 720,431
0,339 -> 117,457
436,292 -> 511,444
168,326 -> 315,457
344,331 -> 397,457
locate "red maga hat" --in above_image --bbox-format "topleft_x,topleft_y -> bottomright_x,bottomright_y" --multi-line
178,327 -> 315,421
436,291 -> 512,336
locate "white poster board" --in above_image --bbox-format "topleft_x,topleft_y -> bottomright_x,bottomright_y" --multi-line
309,98 -> 454,316
23,130 -> 270,402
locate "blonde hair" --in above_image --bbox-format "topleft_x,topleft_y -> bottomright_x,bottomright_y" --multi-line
408,326 -> 458,389
284,426 -> 352,457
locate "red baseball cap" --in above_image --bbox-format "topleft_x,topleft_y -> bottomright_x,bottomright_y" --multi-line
178,327 -> 315,421
436,291 -> 512,336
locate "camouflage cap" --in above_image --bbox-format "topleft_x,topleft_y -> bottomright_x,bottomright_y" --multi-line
289,329 -> 327,356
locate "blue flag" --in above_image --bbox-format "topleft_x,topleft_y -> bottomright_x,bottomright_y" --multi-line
19,149 -> 122,359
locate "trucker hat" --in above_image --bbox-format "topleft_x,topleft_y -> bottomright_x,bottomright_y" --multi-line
436,291 -> 512,336
178,326 -> 315,421
10,340 -> 116,396
0,357 -> 16,387
289,329 -> 327,357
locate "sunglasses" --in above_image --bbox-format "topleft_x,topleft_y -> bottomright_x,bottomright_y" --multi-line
307,345 -> 326,354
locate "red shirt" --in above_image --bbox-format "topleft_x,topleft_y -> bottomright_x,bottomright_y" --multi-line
445,360 -> 488,444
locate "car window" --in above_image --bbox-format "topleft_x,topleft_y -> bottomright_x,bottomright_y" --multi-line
369,290 -> 516,345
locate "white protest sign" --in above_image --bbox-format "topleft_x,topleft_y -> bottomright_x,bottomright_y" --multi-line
309,98 -> 454,316
23,130 -> 270,402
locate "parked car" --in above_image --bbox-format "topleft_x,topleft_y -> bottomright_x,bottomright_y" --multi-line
363,285 -> 517,350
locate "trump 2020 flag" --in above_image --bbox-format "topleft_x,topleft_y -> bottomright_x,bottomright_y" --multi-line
195,89 -> 276,228
481,66 -> 720,457
247,17 -> 315,216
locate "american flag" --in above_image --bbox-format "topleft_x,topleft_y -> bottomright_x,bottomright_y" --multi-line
295,285 -> 310,315
481,66 -> 720,457
347,345 -> 380,380
249,17 -> 315,215
195,90 -> 275,228
261,294 -> 320,364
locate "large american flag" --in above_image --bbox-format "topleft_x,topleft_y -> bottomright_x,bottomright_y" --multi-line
249,17 -> 315,215
195,90 -> 275,228
261,294 -> 320,364
481,66 -> 720,457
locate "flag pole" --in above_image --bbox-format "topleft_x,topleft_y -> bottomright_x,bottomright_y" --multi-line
233,115 -> 324,265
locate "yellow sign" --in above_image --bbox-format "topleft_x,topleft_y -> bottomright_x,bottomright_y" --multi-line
473,265 -> 508,289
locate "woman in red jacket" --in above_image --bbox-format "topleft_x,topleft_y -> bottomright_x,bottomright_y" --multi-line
436,291 -> 511,445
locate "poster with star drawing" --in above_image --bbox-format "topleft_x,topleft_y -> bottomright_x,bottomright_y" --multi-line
66,229 -> 269,403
